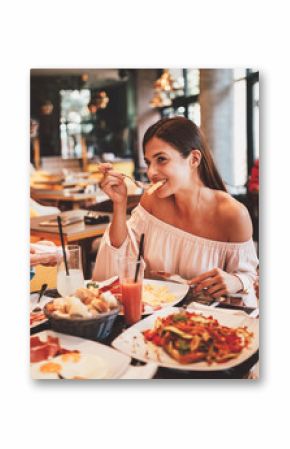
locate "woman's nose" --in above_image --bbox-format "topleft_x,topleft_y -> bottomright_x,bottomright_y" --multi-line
147,164 -> 158,180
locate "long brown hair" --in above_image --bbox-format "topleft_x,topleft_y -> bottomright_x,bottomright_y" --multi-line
143,116 -> 227,192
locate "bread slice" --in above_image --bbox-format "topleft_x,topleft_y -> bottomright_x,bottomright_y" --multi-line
147,180 -> 166,195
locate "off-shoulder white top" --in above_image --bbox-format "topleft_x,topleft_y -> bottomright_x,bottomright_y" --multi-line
93,204 -> 259,306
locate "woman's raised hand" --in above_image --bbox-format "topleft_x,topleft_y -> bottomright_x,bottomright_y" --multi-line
188,268 -> 243,298
99,163 -> 127,205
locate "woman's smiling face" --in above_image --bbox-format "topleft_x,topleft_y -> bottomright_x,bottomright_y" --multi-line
144,137 -> 192,197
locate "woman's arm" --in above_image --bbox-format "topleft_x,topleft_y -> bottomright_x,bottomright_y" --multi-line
109,202 -> 128,248
188,199 -> 257,296
99,164 -> 128,248
92,204 -> 145,281
223,200 -> 253,243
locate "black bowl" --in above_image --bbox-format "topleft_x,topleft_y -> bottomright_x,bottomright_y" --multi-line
44,302 -> 120,341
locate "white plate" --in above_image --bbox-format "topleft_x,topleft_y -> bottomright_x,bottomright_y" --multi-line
30,293 -> 54,328
142,279 -> 189,314
31,353 -> 108,379
30,330 -> 131,379
85,278 -> 189,315
112,305 -> 259,372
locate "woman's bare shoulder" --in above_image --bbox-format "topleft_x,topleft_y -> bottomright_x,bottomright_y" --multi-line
140,192 -> 169,215
140,192 -> 153,213
214,191 -> 253,242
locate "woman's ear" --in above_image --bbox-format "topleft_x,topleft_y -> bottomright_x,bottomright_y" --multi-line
190,149 -> 202,168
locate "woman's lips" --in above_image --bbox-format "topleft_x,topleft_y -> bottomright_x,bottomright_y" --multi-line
147,179 -> 167,195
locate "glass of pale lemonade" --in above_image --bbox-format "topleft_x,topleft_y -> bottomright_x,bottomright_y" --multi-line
57,245 -> 84,297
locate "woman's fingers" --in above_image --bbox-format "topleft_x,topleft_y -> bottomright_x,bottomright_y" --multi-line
189,268 -> 242,297
101,177 -> 123,189
206,283 -> 226,295
100,171 -> 124,187
98,162 -> 113,173
211,289 -> 227,299
193,275 -> 220,293
188,268 -> 231,297
101,175 -> 124,190
188,269 -> 219,286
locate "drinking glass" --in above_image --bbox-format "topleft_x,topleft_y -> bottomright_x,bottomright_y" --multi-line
57,245 -> 84,297
118,255 -> 145,326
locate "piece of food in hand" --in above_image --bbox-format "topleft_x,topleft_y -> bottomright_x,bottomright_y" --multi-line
147,179 -> 166,195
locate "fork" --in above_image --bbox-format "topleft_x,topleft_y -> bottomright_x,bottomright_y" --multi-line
95,164 -> 151,190
150,271 -> 191,286
31,283 -> 48,313
122,174 -> 151,190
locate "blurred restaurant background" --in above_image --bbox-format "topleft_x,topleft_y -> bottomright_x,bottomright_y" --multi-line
30,68 -> 259,287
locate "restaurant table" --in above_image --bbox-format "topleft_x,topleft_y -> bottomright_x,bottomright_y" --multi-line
32,178 -> 99,189
30,209 -> 111,278
30,287 -> 259,380
30,188 -> 98,210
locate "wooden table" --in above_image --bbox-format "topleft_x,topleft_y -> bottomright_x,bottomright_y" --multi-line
31,177 -> 99,189
30,188 -> 98,210
30,209 -> 111,278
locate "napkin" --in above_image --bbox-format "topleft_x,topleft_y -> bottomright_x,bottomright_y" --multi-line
30,243 -> 63,255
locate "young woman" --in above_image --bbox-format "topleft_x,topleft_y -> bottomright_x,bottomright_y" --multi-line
93,117 -> 258,305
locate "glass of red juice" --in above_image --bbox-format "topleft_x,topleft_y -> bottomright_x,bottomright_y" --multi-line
118,256 -> 144,325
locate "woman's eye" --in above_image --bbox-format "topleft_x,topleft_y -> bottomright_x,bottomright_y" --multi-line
157,157 -> 166,163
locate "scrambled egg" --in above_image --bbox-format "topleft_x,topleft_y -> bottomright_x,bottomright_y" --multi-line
143,284 -> 176,307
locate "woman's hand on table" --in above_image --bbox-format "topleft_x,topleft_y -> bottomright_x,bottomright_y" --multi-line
188,268 -> 243,298
99,163 -> 127,205
35,240 -> 56,247
30,240 -> 58,267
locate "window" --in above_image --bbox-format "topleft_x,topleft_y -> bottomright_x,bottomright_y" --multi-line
230,69 -> 259,192
253,81 -> 259,160
246,69 -> 259,175
59,89 -> 91,158
232,69 -> 247,190
158,69 -> 200,124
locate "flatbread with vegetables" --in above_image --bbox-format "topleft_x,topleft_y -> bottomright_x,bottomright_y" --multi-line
143,311 -> 253,364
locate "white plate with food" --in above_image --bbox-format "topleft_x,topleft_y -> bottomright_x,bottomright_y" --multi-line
30,330 -> 132,379
112,305 -> 259,371
30,293 -> 53,328
85,278 -> 189,315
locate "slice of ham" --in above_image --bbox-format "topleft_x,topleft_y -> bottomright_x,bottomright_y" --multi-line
30,335 -> 79,363
30,312 -> 46,326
